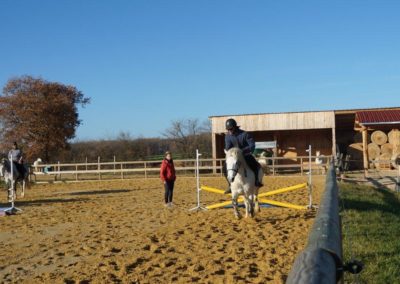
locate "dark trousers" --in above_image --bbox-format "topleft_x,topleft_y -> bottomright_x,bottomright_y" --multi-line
164,181 -> 174,203
13,162 -> 26,178
244,155 -> 261,178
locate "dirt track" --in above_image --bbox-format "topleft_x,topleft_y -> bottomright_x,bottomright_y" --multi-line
0,176 -> 324,283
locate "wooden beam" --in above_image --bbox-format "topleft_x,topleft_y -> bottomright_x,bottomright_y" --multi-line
212,132 -> 217,174
362,127 -> 369,174
332,127 -> 337,158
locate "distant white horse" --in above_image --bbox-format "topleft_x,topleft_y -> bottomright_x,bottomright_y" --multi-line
0,159 -> 28,202
225,147 -> 264,219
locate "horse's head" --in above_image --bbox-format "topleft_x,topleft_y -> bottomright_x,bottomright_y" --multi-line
225,147 -> 243,183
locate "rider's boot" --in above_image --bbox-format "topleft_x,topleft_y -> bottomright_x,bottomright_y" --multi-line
255,168 -> 264,187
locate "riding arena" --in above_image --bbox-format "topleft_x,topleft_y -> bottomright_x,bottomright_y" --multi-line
2,106 -> 400,283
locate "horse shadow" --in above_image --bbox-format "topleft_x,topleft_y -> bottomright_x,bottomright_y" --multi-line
0,197 -> 90,208
68,189 -> 133,196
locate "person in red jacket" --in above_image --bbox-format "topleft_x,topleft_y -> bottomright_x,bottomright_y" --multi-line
160,151 -> 176,207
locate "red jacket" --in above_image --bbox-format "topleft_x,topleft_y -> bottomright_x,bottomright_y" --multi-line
160,159 -> 176,182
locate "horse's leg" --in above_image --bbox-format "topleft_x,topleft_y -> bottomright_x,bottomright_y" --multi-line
13,181 -> 17,200
232,190 -> 241,219
243,192 -> 252,218
246,192 -> 256,218
254,187 -> 260,213
21,180 -> 25,198
7,183 -> 11,202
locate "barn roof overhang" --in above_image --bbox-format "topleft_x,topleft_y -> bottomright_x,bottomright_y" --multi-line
355,109 -> 400,130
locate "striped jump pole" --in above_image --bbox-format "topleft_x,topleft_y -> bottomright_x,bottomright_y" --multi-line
189,149 -> 207,212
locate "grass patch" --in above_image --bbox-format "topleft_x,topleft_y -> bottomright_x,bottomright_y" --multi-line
339,182 -> 400,283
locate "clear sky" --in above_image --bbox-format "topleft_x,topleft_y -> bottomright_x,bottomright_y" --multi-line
1,0 -> 399,140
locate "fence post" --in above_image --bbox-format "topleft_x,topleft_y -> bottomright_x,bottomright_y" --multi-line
144,162 -> 147,179
58,161 -> 61,180
85,156 -> 88,171
121,163 -> 124,179
272,158 -> 275,176
75,164 -> 78,181
301,157 -> 304,176
98,156 -> 101,180
113,155 -> 116,175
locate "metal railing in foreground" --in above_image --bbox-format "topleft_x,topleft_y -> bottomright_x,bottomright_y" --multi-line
286,164 -> 343,284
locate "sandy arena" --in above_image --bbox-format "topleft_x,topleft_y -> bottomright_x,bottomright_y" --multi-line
0,176 -> 324,283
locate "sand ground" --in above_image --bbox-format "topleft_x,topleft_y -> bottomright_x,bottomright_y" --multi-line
0,176 -> 324,283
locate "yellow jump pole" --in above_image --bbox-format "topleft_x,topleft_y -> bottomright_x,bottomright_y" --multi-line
258,198 -> 308,210
200,186 -> 227,195
258,183 -> 307,198
201,183 -> 309,211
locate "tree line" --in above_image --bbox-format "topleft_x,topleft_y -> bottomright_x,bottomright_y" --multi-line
0,76 -> 211,163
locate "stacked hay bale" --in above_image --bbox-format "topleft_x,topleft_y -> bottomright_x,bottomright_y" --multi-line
371,130 -> 390,169
347,129 -> 400,170
389,129 -> 400,168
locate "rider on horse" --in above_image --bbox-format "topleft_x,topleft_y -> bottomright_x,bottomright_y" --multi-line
224,118 -> 263,194
8,142 -> 26,177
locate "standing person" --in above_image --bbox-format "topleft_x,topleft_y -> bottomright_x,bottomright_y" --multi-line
8,142 -> 25,176
160,151 -> 176,207
224,118 -> 263,193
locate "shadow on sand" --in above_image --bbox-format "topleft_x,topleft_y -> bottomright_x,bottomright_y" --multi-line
68,189 -> 133,196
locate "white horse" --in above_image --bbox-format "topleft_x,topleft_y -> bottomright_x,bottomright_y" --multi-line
0,159 -> 28,202
225,147 -> 264,219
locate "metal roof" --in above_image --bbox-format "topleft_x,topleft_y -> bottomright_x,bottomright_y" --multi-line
209,106 -> 400,118
356,109 -> 400,125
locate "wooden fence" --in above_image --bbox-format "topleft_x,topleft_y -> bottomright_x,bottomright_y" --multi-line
286,163 -> 343,283
29,156 -> 332,182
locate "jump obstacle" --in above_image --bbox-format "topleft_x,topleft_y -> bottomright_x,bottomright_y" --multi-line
1,154 -> 22,215
190,145 -> 317,211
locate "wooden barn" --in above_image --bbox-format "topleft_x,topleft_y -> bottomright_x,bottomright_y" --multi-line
210,107 -> 400,171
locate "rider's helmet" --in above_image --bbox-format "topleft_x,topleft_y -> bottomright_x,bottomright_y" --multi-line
225,118 -> 237,130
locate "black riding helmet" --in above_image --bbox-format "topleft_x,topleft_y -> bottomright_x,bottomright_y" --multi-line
225,118 -> 238,130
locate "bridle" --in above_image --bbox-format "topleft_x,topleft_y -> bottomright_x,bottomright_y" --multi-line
227,160 -> 241,178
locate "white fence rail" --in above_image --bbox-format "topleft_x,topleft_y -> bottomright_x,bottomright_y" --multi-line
29,156 -> 332,182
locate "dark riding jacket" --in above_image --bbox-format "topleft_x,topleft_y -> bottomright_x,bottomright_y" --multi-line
224,129 -> 255,156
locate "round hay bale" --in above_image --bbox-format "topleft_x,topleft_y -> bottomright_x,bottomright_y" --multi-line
283,150 -> 297,162
367,143 -> 380,160
392,154 -> 400,169
375,153 -> 392,170
371,130 -> 388,145
353,132 -> 370,143
381,143 -> 393,156
394,144 -> 400,156
388,129 -> 400,146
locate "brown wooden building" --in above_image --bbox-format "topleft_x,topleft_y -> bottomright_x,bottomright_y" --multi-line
210,107 -> 400,167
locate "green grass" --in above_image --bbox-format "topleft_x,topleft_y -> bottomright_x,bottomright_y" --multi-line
339,182 -> 400,283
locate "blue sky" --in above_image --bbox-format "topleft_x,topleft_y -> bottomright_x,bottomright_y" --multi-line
1,0 -> 399,140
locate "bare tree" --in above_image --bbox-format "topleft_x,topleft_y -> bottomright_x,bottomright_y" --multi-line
163,118 -> 211,158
